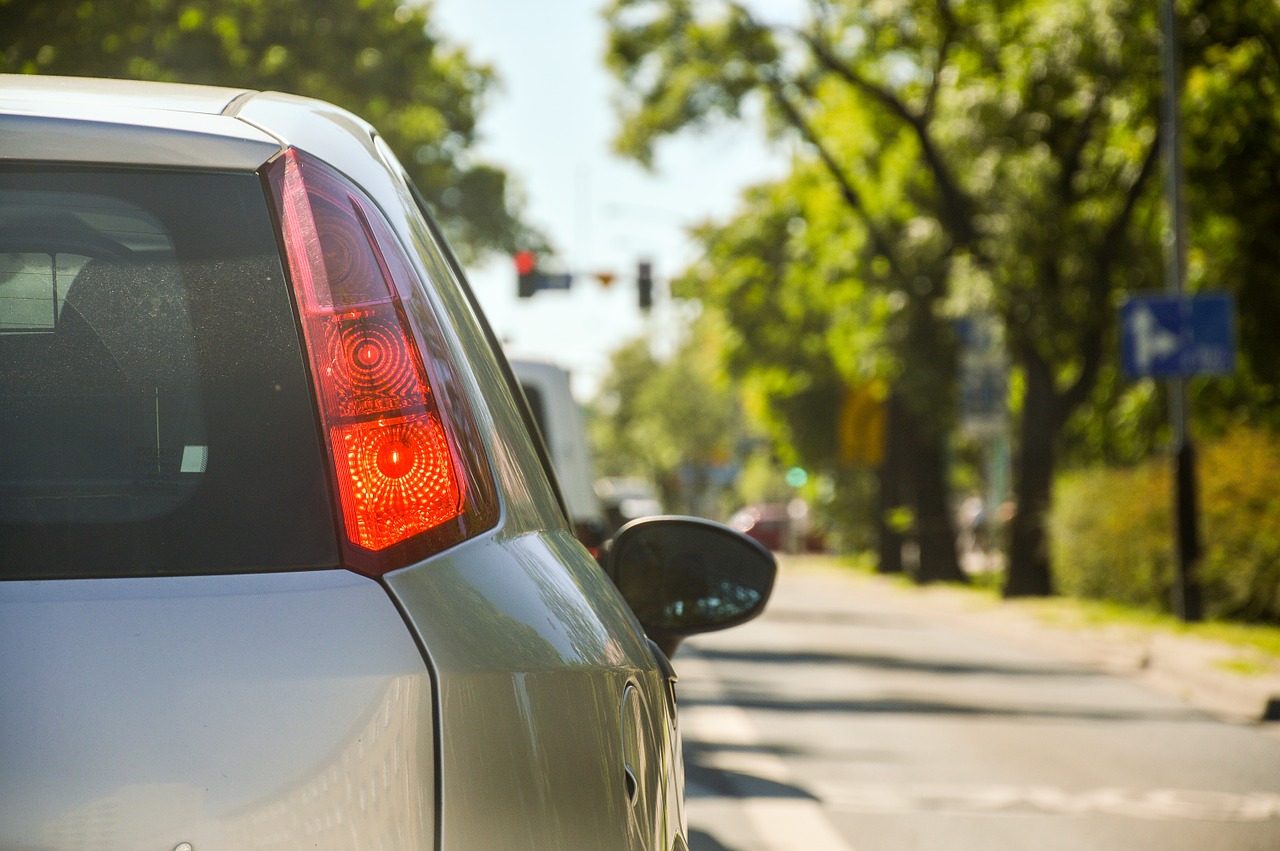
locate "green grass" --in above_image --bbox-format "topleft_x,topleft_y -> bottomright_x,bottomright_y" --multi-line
1215,656 -> 1276,677
1005,589 -> 1280,663
828,551 -> 1280,665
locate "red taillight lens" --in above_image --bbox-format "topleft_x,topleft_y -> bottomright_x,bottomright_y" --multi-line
266,148 -> 496,575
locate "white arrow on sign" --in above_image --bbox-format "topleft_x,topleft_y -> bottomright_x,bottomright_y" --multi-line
1129,305 -> 1179,372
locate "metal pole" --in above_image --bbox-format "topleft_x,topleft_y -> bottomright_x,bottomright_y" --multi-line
1160,0 -> 1203,622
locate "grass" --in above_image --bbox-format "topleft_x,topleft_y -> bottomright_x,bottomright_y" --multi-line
1032,596 -> 1280,658
1215,656 -> 1276,677
826,551 -> 1280,667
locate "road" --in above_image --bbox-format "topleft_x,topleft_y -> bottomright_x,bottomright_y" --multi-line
677,558 -> 1280,851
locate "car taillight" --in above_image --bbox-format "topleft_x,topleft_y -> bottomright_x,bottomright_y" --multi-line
265,147 -> 496,576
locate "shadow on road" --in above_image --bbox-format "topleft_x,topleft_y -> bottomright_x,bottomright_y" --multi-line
685,741 -> 818,800
761,605 -> 915,629
688,828 -> 735,851
680,689 -> 1207,724
691,645 -> 1094,679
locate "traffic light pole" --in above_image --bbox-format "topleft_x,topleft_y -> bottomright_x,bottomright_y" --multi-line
1161,0 -> 1203,622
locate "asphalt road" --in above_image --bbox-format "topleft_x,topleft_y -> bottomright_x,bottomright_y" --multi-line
677,558 -> 1280,851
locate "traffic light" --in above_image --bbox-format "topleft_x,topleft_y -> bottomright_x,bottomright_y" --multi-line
516,250 -> 538,298
637,260 -> 653,312
515,250 -> 573,298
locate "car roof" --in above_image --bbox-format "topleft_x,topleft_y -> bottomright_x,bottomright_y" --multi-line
0,74 -> 285,170
0,75 -> 395,188
0,74 -> 253,115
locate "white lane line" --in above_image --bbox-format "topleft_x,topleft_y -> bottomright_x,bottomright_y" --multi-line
680,654 -> 857,851
811,782 -> 1280,821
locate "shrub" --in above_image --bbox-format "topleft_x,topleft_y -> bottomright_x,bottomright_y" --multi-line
1199,427 -> 1280,621
1050,426 -> 1280,623
1050,461 -> 1173,610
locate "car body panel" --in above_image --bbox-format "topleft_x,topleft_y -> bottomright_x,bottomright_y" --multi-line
0,570 -> 436,850
386,529 -> 684,849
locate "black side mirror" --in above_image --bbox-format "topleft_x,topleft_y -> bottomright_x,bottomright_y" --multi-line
601,516 -> 777,657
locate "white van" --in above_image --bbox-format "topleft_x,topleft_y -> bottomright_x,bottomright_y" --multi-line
509,359 -> 608,552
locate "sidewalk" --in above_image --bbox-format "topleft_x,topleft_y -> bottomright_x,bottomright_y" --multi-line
777,555 -> 1280,729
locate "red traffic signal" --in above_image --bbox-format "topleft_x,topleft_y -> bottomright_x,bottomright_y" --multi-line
515,251 -> 572,297
516,250 -> 538,298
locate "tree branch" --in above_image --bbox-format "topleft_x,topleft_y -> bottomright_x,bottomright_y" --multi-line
1056,84 -> 1108,203
1101,129 -> 1162,259
924,0 -> 958,121
1056,132 -> 1162,418
763,74 -> 906,281
800,28 -> 979,248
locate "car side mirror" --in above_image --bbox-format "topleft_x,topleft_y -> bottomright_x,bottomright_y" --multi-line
601,516 -> 777,657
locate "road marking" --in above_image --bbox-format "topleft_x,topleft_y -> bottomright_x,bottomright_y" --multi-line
812,782 -> 1280,822
680,656 -> 857,851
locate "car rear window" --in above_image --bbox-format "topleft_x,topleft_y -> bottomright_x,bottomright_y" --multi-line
0,166 -> 339,579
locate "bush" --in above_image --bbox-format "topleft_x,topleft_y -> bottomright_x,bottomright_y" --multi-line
1050,461 -> 1173,609
1050,426 -> 1280,623
1200,427 -> 1280,620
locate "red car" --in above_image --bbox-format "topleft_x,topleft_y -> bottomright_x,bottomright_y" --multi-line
729,502 -> 827,553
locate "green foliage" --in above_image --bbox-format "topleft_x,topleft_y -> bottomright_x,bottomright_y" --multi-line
607,0 -> 1280,593
1050,457 -> 1172,608
1199,427 -> 1280,621
1051,426 -> 1280,623
590,314 -> 749,515
603,0 -> 1169,585
0,0 -> 537,259
1062,0 -> 1280,459
1180,0 -> 1280,409
605,0 -> 779,166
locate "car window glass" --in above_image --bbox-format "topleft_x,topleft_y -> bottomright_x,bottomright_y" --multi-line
0,167 -> 338,579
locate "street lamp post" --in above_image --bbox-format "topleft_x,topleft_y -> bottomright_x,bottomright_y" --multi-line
1160,0 -> 1203,622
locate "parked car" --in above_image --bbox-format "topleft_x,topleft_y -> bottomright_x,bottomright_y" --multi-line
0,75 -> 775,851
597,475 -> 665,536
729,501 -> 827,553
509,358 -> 609,553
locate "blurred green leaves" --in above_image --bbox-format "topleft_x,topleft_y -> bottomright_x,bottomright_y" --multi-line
0,0 -> 538,260
590,314 -> 747,515
1052,426 -> 1280,622
603,0 -> 1280,599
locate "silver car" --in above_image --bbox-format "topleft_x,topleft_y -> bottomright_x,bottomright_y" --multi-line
0,75 -> 775,851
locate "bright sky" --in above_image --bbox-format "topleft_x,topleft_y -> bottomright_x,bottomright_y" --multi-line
430,0 -> 797,399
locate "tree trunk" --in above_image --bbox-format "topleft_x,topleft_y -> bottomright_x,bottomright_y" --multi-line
875,393 -> 907,574
897,398 -> 966,585
910,423 -> 966,585
1004,356 -> 1057,597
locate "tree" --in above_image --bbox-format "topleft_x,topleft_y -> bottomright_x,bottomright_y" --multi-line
591,315 -> 748,515
606,0 -> 969,583
1181,0 -> 1280,411
1,0 -> 536,260
605,0 -> 1178,596
673,166 -> 904,572
947,1 -> 1164,595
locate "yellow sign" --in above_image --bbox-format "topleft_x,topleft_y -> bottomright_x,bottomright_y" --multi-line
838,381 -> 887,468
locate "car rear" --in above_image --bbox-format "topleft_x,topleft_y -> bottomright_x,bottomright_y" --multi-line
1,77 -> 675,850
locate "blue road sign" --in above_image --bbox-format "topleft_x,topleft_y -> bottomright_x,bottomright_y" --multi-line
1120,293 -> 1236,379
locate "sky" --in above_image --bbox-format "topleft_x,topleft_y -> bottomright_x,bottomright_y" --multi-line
430,0 -> 798,399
